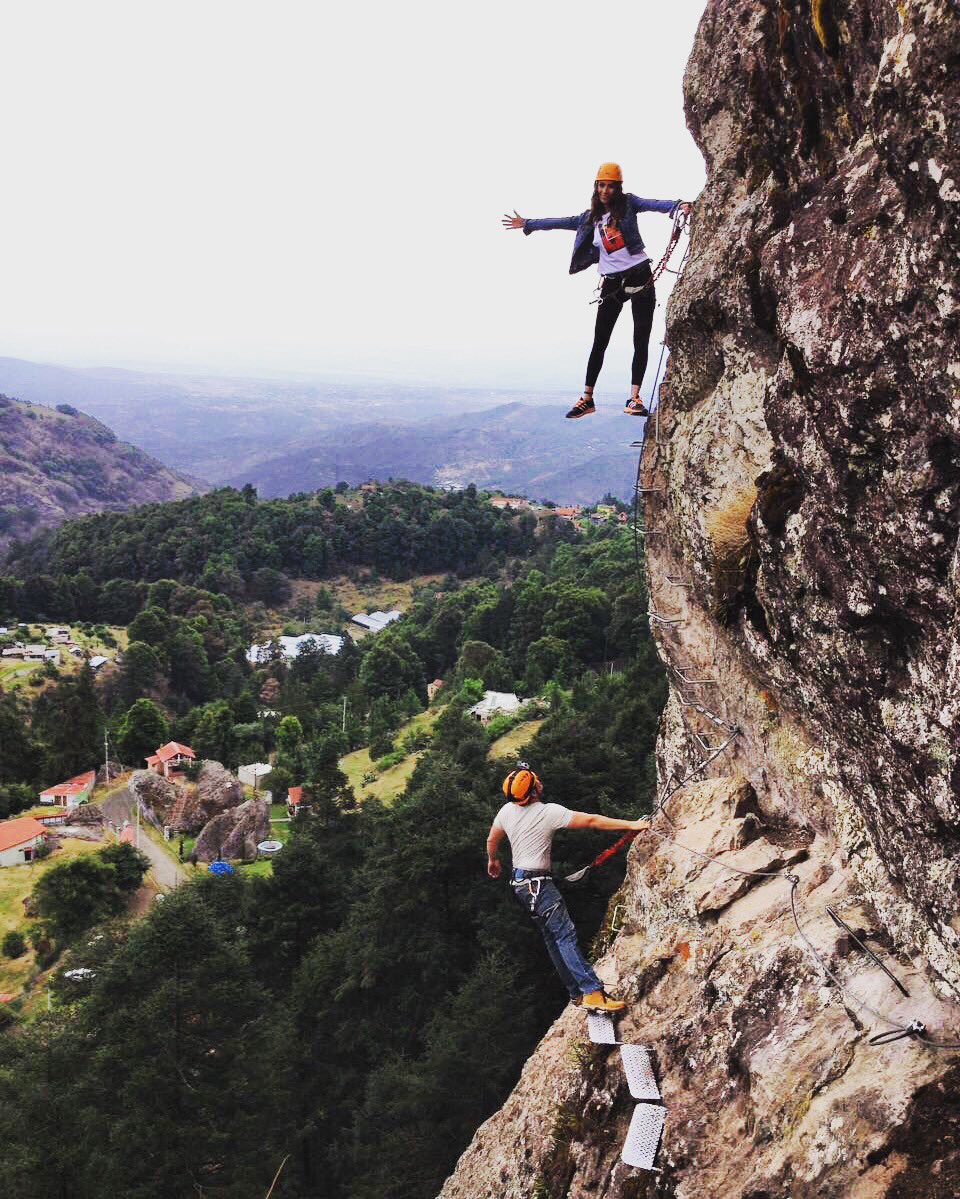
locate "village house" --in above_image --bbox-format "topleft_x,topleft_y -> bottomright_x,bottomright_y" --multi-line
246,632 -> 344,665
146,741 -> 196,778
351,610 -> 401,632
468,691 -> 526,726
489,496 -> 530,511
88,655 -> 109,670
39,769 -> 97,808
427,678 -> 444,702
238,762 -> 272,790
551,507 -> 581,522
0,817 -> 49,868
286,785 -> 305,817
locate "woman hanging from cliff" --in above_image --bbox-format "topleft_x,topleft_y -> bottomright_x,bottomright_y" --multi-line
502,163 -> 692,419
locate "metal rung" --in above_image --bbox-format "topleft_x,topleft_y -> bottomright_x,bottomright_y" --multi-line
665,575 -> 692,586
620,1046 -> 660,1101
586,1011 -> 619,1044
635,486 -> 664,494
693,733 -> 720,752
635,528 -> 664,536
673,667 -> 717,685
647,612 -> 683,626
622,1103 -> 666,1170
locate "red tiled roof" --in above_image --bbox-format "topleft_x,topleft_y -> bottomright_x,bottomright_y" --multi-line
119,825 -> 137,844
155,741 -> 196,763
287,786 -> 303,806
39,770 -> 96,799
0,818 -> 47,854
145,755 -> 161,767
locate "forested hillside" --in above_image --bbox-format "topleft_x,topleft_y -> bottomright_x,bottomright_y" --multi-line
0,489 -> 666,1198
2,482 -> 543,613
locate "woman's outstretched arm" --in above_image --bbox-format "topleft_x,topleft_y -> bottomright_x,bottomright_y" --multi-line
628,196 -> 695,217
502,210 -> 583,234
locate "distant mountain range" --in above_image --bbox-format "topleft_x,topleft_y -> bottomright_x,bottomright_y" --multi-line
0,357 -> 645,507
0,394 -> 203,558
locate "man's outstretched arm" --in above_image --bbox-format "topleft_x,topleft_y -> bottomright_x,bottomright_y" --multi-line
568,812 -> 650,832
486,823 -> 506,878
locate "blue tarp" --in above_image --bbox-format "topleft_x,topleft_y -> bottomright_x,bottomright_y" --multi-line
208,861 -> 235,876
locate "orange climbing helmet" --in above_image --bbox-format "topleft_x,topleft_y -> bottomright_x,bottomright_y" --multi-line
503,764 -> 543,802
596,162 -> 623,183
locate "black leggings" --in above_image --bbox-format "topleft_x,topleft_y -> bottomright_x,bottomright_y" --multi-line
585,265 -> 656,389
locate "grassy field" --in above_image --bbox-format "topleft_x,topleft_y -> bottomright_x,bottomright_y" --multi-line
340,707 -> 441,804
487,719 -> 545,762
0,660 -> 43,692
0,837 -> 103,999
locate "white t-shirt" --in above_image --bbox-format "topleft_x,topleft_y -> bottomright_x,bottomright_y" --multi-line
594,214 -> 649,276
493,800 -> 573,871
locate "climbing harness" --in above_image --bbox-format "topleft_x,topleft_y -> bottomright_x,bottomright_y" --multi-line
590,209 -> 690,306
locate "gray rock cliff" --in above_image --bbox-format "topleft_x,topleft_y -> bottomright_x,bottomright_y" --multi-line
439,3 -> 959,1196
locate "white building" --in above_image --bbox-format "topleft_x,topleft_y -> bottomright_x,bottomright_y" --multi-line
238,762 -> 273,790
468,691 -> 526,725
351,610 -> 402,633
246,633 -> 344,665
0,817 -> 48,868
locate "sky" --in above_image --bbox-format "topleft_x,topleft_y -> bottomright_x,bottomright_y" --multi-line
1,0 -> 708,393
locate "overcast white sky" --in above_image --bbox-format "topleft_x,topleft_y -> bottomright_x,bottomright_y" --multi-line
2,1 -> 707,393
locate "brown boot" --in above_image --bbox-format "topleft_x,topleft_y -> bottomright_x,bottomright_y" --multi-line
582,990 -> 626,1013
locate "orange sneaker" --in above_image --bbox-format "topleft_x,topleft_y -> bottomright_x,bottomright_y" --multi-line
582,990 -> 626,1013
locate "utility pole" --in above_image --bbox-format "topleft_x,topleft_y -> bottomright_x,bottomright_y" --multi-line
342,695 -> 347,733
103,728 -> 110,785
135,792 -> 140,849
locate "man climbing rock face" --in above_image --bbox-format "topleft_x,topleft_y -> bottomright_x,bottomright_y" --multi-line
486,766 -> 650,1012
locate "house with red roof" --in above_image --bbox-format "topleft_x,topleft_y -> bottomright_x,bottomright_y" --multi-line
0,817 -> 48,868
286,786 -> 309,815
145,741 -> 196,778
39,770 -> 96,809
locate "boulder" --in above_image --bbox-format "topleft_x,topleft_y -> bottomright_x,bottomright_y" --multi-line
193,798 -> 270,863
196,760 -> 244,814
128,770 -> 178,825
68,804 -> 104,826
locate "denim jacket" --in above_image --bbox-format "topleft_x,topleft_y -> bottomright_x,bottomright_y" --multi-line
523,193 -> 679,275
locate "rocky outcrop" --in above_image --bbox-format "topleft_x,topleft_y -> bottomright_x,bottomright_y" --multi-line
193,798 -> 270,862
441,2 -> 959,1196
174,761 -> 244,833
128,770 -> 178,826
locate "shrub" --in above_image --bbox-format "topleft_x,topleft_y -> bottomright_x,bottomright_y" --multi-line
2,930 -> 27,959
374,751 -> 406,771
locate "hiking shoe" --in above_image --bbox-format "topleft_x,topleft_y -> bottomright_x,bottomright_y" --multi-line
565,396 -> 596,420
570,995 -> 584,1007
582,990 -> 626,1013
623,398 -> 649,416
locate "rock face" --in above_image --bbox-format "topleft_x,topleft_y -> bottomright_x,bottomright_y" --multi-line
440,3 -> 959,1197
174,760 -> 244,834
193,798 -> 270,862
128,770 -> 178,826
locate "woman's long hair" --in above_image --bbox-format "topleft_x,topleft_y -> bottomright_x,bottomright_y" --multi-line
589,181 -> 628,229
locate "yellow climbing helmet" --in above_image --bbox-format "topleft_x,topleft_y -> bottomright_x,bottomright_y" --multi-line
503,765 -> 543,802
596,162 -> 623,183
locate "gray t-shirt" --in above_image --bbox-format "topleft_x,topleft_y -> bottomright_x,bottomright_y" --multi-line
493,800 -> 573,871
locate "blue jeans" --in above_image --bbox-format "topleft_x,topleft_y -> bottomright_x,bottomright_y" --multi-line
512,876 -> 602,998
